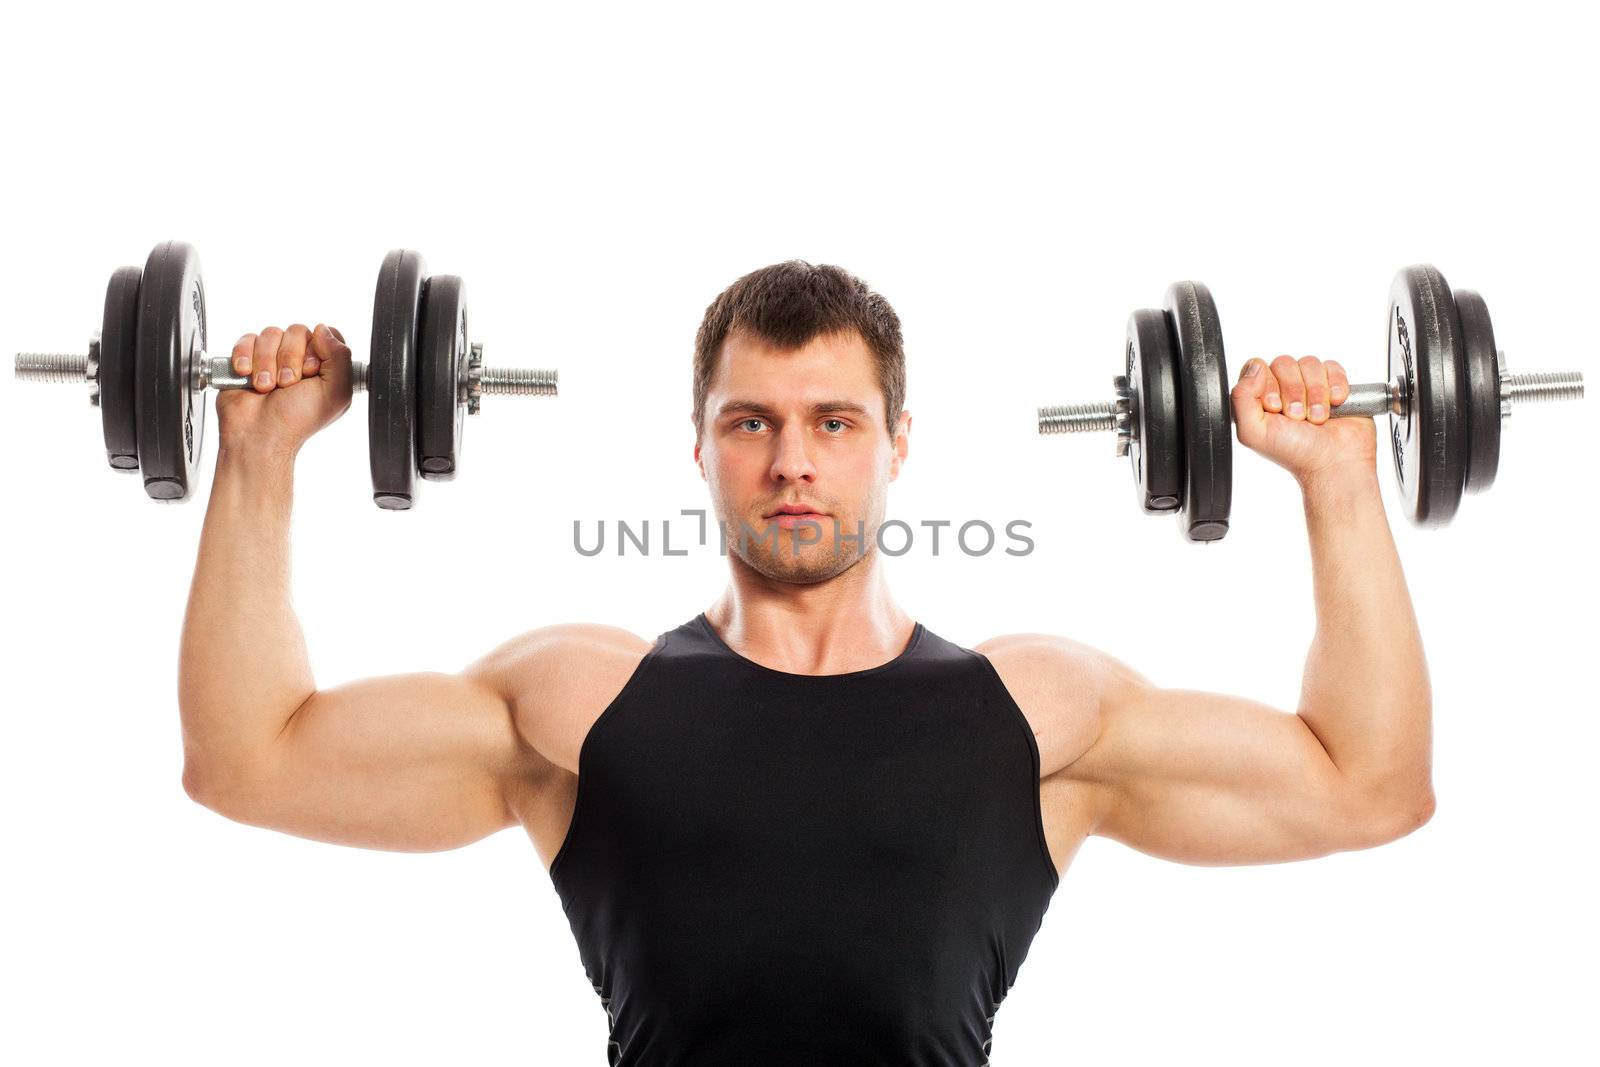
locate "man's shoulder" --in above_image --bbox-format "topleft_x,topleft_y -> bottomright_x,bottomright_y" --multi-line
972,632 -> 1108,778
481,622 -> 656,695
467,623 -> 657,773
972,631 -> 1108,690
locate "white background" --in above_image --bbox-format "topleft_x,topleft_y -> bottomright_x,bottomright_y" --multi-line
2,2 -> 1595,1064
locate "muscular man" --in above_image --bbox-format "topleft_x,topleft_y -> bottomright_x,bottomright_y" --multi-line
179,262 -> 1433,1065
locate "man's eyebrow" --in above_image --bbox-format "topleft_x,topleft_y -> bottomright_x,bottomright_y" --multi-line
715,399 -> 872,418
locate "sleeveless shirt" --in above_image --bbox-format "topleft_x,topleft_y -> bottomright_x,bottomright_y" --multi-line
548,613 -> 1059,1065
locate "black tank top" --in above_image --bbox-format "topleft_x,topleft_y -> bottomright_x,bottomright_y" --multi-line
549,613 -> 1059,1065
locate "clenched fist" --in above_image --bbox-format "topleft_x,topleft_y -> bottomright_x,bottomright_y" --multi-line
215,324 -> 354,458
1231,355 -> 1378,484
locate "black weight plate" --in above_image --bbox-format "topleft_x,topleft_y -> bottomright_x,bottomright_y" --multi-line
1164,281 -> 1231,543
1386,265 -> 1465,526
1455,288 -> 1501,494
369,250 -> 427,509
417,274 -> 468,481
100,265 -> 142,473
133,241 -> 208,501
1125,308 -> 1183,514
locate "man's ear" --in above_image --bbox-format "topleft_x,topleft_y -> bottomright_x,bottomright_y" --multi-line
692,415 -> 705,479
889,410 -> 911,480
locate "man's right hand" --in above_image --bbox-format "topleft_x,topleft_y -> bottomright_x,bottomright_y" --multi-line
215,323 -> 354,457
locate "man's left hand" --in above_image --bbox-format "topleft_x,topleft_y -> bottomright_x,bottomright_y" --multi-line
1230,355 -> 1378,484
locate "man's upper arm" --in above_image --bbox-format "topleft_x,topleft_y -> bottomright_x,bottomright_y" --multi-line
1031,639 -> 1425,865
186,632 -> 553,853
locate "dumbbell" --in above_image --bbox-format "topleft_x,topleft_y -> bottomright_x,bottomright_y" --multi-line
14,241 -> 558,509
1036,267 -> 1585,540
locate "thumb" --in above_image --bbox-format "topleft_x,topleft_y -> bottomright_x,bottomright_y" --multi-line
310,323 -> 348,359
1229,357 -> 1272,447
309,324 -> 353,391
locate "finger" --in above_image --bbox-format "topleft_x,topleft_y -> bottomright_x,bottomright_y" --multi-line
1229,357 -> 1272,446
1299,355 -> 1330,424
231,334 -> 257,378
1261,355 -> 1289,413
252,327 -> 285,393
1270,355 -> 1306,420
1325,359 -> 1350,409
278,324 -> 311,387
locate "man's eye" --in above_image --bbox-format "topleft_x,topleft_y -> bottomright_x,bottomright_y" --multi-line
739,419 -> 765,432
822,419 -> 846,433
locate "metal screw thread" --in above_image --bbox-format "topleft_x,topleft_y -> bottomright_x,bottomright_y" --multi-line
480,367 -> 558,396
15,352 -> 89,383
1038,402 -> 1116,434
1502,371 -> 1584,405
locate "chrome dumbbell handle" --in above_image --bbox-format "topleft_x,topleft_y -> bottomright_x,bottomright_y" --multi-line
197,353 -> 369,392
1324,380 -> 1404,418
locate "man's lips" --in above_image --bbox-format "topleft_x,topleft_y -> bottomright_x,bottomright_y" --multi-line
771,513 -> 827,530
762,504 -> 831,531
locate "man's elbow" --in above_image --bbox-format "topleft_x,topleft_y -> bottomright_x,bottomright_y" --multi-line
181,759 -> 261,821
1349,787 -> 1436,848
182,761 -> 226,812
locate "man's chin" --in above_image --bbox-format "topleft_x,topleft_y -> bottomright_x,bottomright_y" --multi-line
744,545 -> 866,585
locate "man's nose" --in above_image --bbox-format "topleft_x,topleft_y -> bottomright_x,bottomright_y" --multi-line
769,423 -> 818,482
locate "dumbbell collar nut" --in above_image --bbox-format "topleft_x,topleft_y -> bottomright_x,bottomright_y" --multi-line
467,342 -> 483,414
1112,373 -> 1132,457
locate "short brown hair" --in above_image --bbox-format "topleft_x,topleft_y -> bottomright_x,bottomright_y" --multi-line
693,260 -> 905,441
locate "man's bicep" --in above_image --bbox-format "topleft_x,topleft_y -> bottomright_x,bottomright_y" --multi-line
198,667 -> 533,852
1070,664 -> 1379,865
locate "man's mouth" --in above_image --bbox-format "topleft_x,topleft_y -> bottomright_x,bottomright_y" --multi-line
763,504 -> 831,530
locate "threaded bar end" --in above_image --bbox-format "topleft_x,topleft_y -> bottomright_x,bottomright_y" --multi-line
481,367 -> 558,396
1502,371 -> 1584,405
15,352 -> 89,383
1039,402 -> 1116,434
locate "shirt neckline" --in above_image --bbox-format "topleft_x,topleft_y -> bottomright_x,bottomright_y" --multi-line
694,612 -> 925,680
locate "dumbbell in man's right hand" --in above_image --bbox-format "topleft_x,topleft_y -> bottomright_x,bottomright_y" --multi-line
215,324 -> 354,458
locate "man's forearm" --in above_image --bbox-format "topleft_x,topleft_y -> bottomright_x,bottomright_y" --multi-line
1295,465 -> 1433,806
178,448 -> 315,778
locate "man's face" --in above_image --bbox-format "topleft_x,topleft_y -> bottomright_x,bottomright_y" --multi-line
695,328 -> 909,585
